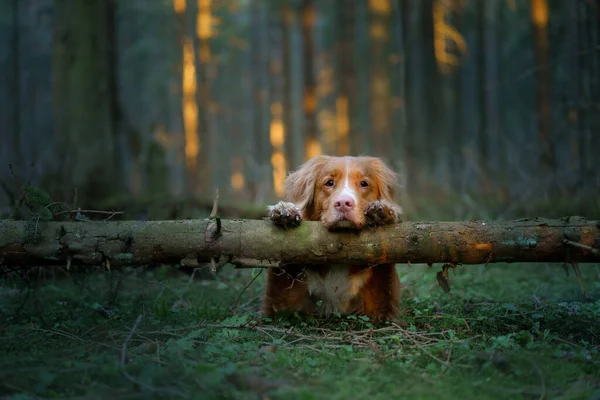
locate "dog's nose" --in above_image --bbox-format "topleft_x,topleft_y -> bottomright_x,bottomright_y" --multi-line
334,196 -> 355,213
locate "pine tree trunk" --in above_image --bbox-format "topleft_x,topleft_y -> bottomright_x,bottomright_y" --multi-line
531,0 -> 555,190
190,0 -> 212,194
369,0 -> 392,156
53,0 -> 121,206
301,0 -> 318,160
476,0 -> 490,193
2,218 -> 598,267
335,0 -> 355,155
282,3 -> 296,169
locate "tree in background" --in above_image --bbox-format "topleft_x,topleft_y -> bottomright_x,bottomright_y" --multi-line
1,0 -> 599,218
302,0 -> 319,160
52,0 -> 121,204
369,0 -> 392,156
531,0 -> 555,190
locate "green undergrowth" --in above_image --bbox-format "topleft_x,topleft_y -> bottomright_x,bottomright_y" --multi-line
1,263 -> 600,400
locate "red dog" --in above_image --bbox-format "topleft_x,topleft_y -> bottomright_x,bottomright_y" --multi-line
264,155 -> 402,322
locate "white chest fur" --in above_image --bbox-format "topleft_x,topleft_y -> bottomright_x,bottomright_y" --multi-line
304,265 -> 371,314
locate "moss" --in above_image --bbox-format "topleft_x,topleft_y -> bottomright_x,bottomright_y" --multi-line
500,234 -> 539,248
1,263 -> 598,399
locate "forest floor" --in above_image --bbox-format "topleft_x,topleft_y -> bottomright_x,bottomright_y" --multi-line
1,261 -> 600,400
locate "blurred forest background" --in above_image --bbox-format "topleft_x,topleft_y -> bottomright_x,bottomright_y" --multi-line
1,0 -> 599,221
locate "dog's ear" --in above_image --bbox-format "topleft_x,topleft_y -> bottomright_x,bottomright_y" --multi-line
284,155 -> 331,211
369,158 -> 399,202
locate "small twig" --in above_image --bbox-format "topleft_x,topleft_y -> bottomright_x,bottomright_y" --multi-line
232,257 -> 281,269
31,328 -> 119,351
72,187 -> 78,209
103,212 -> 122,221
236,295 -> 260,311
209,189 -> 219,219
156,339 -> 160,365
120,315 -> 188,398
187,267 -> 198,285
43,201 -> 124,221
484,252 -> 492,267
234,269 -> 264,309
207,189 -> 222,240
36,327 -> 85,343
33,215 -> 41,241
54,209 -> 124,217
569,262 -> 590,301
41,201 -> 125,223
440,345 -> 453,376
529,360 -> 546,400
0,265 -> 26,277
121,314 -> 143,367
295,344 -> 335,356
10,162 -> 34,209
109,268 -> 129,307
44,201 -> 72,211
562,239 -> 599,255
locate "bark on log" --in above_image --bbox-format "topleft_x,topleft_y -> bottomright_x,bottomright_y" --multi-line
0,218 -> 599,268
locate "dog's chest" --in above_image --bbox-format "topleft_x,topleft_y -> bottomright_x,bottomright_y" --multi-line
304,265 -> 371,313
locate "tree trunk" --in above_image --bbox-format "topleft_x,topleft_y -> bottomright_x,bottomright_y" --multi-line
578,1 -> 593,192
354,0 -> 372,155
593,0 -> 600,191
0,0 -> 21,207
315,0 -> 338,155
335,0 -> 355,155
401,0 -> 417,192
53,0 -> 121,205
531,0 -> 555,190
301,0 -> 318,160
476,0 -> 490,194
391,0 -> 407,167
450,0 -> 463,191
282,3 -> 296,169
2,218 -> 598,268
565,0 -> 580,189
190,0 -> 212,194
495,0 -> 507,198
420,0 -> 442,192
11,0 -> 20,162
269,5 -> 286,197
369,0 -> 392,156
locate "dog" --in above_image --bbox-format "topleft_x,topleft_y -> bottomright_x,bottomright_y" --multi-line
264,155 -> 403,322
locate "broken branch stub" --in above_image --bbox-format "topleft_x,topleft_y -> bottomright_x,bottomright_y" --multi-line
0,217 -> 599,268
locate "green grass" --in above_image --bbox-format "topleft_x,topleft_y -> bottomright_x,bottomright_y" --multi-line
1,262 -> 599,400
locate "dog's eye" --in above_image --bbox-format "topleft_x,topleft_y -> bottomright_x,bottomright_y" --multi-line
360,181 -> 369,187
325,179 -> 334,187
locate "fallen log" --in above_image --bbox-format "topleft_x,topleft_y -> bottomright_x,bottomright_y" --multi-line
0,217 -> 599,268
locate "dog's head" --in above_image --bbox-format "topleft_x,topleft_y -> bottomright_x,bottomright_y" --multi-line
284,155 -> 400,229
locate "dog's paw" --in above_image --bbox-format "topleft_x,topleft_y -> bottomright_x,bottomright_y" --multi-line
364,200 -> 402,227
267,201 -> 303,228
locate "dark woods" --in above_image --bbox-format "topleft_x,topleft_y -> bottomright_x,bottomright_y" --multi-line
1,0 -> 599,218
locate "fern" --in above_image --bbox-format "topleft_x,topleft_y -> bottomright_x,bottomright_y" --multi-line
13,186 -> 55,243
22,186 -> 52,213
